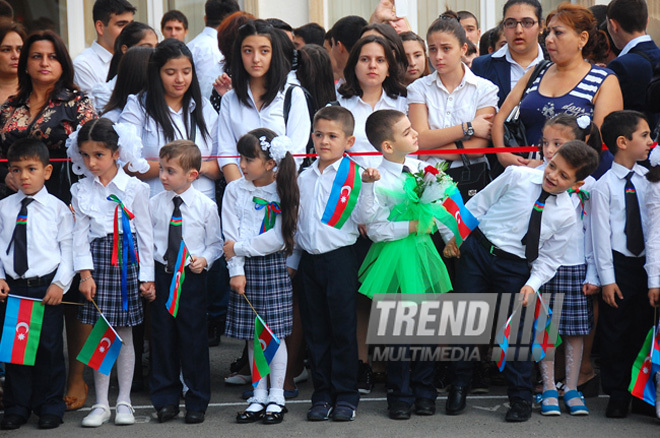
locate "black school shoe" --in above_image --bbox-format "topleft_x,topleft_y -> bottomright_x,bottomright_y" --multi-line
388,401 -> 412,420
38,414 -> 62,429
415,398 -> 436,416
0,414 -> 26,430
505,399 -> 532,422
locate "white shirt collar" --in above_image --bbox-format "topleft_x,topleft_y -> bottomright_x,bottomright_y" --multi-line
432,64 -> 479,92
201,27 -> 218,39
356,89 -> 397,108
611,161 -> 645,178
380,157 -> 405,174
18,185 -> 49,205
167,184 -> 197,205
94,166 -> 130,191
619,34 -> 652,57
91,41 -> 113,63
312,156 -> 344,176
493,43 -> 545,67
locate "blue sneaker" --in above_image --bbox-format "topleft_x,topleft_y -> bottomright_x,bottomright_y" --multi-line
307,403 -> 333,421
332,402 -> 356,421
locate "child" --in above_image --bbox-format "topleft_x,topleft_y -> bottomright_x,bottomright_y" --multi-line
289,106 -> 379,422
591,110 -> 655,418
360,109 -> 452,419
444,140 -> 599,422
535,115 -> 603,416
223,128 -> 298,424
68,118 -> 154,427
0,139 -> 74,430
644,149 -> 660,421
149,140 -> 222,424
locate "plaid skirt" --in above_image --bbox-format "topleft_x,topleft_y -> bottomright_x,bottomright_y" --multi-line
226,252 -> 293,340
541,264 -> 593,336
78,234 -> 143,327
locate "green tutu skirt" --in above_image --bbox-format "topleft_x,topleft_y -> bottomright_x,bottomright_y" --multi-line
358,233 -> 452,298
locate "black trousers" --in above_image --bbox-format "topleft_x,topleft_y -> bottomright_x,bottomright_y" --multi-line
598,251 -> 654,401
298,245 -> 360,408
150,263 -> 210,412
3,278 -> 65,420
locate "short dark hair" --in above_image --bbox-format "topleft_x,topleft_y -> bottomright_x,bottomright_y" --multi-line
555,140 -> 599,181
330,15 -> 367,52
205,0 -> 240,28
365,110 -> 406,152
7,138 -> 50,166
161,10 -> 188,31
93,0 -> 137,26
457,10 -> 479,27
601,110 -> 648,155
159,140 -> 202,172
313,106 -> 355,136
606,0 -> 647,33
17,31 -> 76,103
294,22 -> 325,46
0,0 -> 13,19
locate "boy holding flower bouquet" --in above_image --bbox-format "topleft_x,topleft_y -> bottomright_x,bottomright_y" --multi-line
360,110 -> 456,420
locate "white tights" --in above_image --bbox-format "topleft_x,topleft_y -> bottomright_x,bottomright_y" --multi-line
540,335 -> 584,407
246,339 -> 288,413
89,326 -> 135,415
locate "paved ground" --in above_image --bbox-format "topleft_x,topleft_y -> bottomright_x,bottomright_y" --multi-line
2,336 -> 659,437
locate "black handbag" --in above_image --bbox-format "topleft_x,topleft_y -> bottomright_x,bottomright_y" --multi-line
445,140 -> 491,201
502,60 -> 550,154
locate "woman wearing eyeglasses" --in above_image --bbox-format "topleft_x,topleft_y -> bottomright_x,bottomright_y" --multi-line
472,0 -> 546,108
492,2 -> 622,168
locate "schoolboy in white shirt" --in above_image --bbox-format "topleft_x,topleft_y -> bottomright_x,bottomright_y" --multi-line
149,140 -> 222,425
0,139 -> 74,430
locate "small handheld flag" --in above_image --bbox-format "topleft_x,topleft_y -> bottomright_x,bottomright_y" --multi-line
441,186 -> 479,245
629,326 -> 660,405
107,195 -> 139,311
0,295 -> 45,366
321,156 -> 362,229
496,306 -> 520,372
166,240 -> 189,318
77,313 -> 123,376
252,314 -> 280,387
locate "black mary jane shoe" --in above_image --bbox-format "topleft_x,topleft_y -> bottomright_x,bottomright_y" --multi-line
263,404 -> 288,425
236,403 -> 266,424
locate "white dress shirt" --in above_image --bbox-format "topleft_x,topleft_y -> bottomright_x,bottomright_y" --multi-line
73,41 -> 113,96
618,34 -> 653,57
363,157 -> 429,242
465,166 -> 576,291
150,185 -> 223,269
644,181 -> 660,288
216,86 -> 311,171
118,93 -> 219,199
188,27 -> 224,100
492,43 -> 545,90
407,66 -> 499,168
0,187 -> 74,292
71,168 -> 154,282
222,178 -> 286,277
591,162 -> 649,285
289,158 -> 372,268
91,76 -> 117,112
337,92 -> 407,169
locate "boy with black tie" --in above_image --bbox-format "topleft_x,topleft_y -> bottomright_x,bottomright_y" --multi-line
444,140 -> 599,422
149,140 -> 222,424
591,110 -> 655,418
0,139 -> 74,430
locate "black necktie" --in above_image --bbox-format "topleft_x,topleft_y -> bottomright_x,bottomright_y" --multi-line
6,197 -> 34,277
402,165 -> 412,174
522,190 -> 551,263
624,171 -> 644,255
165,196 -> 183,271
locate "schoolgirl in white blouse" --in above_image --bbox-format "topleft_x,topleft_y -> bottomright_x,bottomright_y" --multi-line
217,19 -> 311,182
118,39 -> 220,200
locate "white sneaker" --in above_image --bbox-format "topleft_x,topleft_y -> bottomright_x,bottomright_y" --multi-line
82,404 -> 111,427
115,401 -> 135,425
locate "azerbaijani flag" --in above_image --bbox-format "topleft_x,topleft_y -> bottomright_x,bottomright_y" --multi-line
629,327 -> 660,405
77,314 -> 123,376
321,156 -> 362,229
531,293 -> 556,362
166,240 -> 188,318
252,314 -> 280,387
496,321 -> 512,372
0,295 -> 45,366
441,186 -> 479,245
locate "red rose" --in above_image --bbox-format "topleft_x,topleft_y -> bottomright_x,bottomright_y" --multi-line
424,165 -> 439,176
